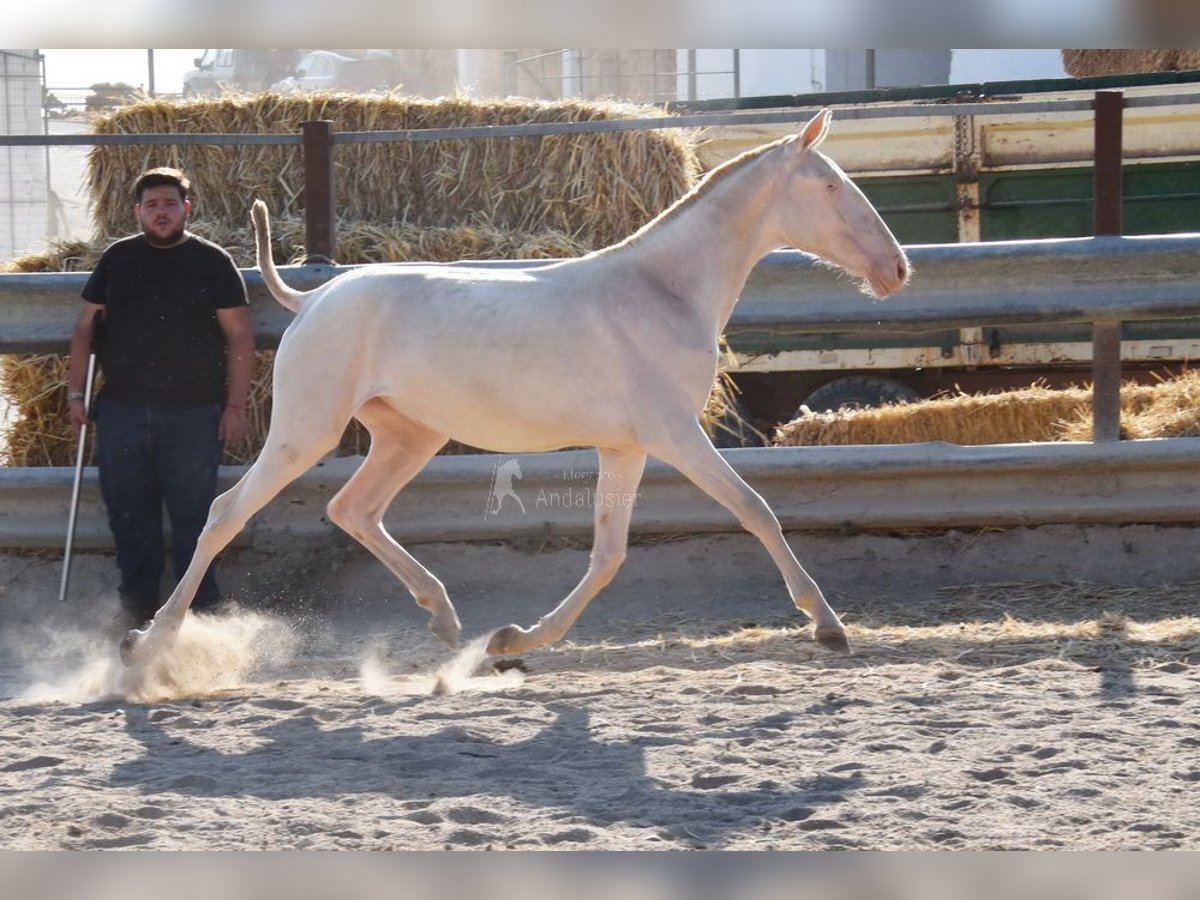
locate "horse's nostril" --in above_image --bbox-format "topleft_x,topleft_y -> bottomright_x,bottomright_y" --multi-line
896,258 -> 909,282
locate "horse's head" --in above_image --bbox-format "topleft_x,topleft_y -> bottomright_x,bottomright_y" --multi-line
776,109 -> 910,299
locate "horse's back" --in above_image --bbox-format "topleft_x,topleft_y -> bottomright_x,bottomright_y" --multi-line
294,260 -> 595,342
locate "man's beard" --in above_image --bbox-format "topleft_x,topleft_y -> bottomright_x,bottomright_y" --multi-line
142,224 -> 186,247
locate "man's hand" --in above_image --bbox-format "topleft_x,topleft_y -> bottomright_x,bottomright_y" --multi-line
219,404 -> 249,446
68,397 -> 89,435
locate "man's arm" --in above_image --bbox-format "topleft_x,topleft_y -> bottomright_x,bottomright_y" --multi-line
66,301 -> 105,433
216,305 -> 255,446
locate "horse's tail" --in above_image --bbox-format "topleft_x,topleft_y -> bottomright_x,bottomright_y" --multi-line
251,199 -> 306,314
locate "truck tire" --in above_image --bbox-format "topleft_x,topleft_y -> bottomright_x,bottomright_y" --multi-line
711,397 -> 766,448
799,376 -> 921,414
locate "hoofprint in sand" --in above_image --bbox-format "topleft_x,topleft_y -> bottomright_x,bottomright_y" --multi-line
2,569 -> 1198,851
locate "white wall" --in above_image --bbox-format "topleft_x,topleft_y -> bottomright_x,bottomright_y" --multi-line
950,49 -> 1067,84
676,49 -> 1071,103
676,49 -> 825,100
740,49 -> 824,96
0,49 -> 48,260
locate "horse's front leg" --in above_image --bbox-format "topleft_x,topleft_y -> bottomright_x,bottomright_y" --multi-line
649,420 -> 849,652
487,448 -> 647,655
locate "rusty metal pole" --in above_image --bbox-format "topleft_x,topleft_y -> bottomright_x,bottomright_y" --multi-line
301,120 -> 336,264
1091,91 -> 1124,442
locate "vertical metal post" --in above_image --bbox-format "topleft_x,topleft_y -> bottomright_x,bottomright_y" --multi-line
562,50 -> 584,98
301,120 -> 336,264
953,114 -> 984,369
1091,91 -> 1124,442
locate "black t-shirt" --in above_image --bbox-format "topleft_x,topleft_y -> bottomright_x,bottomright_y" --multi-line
82,233 -> 248,406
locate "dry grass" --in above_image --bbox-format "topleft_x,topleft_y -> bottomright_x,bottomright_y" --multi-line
773,372 -> 1200,447
0,355 -> 83,467
1056,370 -> 1200,441
1062,50 -> 1200,77
86,93 -> 700,251
192,217 -> 591,269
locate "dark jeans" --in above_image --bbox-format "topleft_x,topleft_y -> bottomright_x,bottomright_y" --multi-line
95,396 -> 223,621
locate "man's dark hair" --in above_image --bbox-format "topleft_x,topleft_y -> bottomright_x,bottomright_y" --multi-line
134,167 -> 191,204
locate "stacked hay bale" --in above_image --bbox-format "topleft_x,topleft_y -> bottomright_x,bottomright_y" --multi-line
85,94 -> 698,254
2,93 -> 704,466
1,243 -> 107,466
1056,370 -> 1200,440
1062,50 -> 1200,77
773,372 -> 1200,447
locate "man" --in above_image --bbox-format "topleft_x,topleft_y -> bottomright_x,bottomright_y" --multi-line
67,167 -> 254,627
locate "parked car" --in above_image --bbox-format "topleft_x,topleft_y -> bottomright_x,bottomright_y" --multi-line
183,50 -> 301,96
270,50 -> 400,94
182,49 -> 236,96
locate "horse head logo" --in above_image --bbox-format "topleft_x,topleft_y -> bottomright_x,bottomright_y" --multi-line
486,457 -> 527,518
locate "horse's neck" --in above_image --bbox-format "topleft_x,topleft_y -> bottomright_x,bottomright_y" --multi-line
618,154 -> 782,330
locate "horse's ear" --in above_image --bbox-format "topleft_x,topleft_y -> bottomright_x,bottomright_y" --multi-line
794,108 -> 832,152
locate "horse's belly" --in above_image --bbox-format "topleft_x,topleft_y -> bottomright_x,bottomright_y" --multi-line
384,380 -> 633,453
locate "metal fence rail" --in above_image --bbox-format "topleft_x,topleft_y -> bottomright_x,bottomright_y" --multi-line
4,439 -> 1199,552
5,233 -> 1200,350
6,90 -> 1200,149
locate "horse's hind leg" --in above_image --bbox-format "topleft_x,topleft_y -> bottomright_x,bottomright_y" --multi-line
487,448 -> 647,655
324,399 -> 459,646
649,420 -> 848,652
122,422 -> 344,664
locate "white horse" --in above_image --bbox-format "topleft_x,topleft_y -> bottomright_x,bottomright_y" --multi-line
122,108 -> 908,665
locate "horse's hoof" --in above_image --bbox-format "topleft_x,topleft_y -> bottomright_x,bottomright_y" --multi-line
428,612 -> 461,650
815,627 -> 851,654
486,624 -> 527,657
493,658 -> 528,674
119,627 -> 148,666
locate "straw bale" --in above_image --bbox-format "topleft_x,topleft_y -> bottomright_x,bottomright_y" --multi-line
1056,369 -> 1200,441
1,243 -> 101,467
772,375 -> 1198,447
1061,50 -> 1198,77
773,382 -> 1090,446
86,94 -> 700,250
192,217 -> 591,268
0,354 -> 79,467
2,242 -> 101,273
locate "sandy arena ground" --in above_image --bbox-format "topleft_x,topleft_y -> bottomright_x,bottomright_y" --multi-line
1,533 -> 1198,851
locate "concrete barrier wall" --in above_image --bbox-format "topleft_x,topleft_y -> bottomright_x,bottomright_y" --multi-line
4,439 -> 1198,553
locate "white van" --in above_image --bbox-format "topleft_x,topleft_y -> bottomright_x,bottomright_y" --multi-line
181,50 -> 237,97
182,50 -> 300,96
